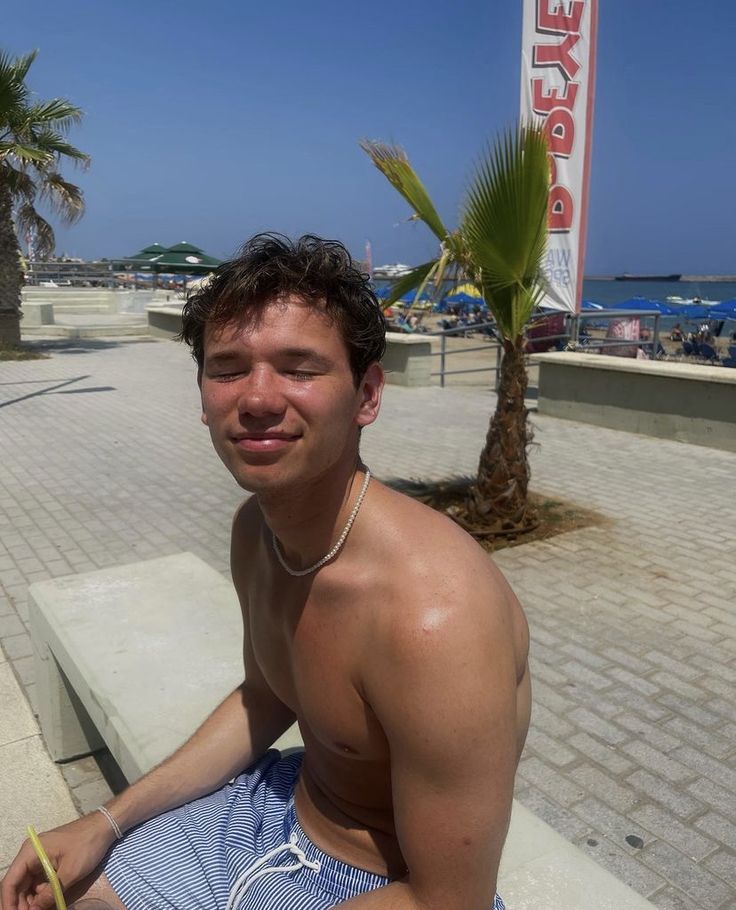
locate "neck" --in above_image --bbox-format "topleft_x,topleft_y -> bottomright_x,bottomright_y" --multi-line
260,459 -> 367,572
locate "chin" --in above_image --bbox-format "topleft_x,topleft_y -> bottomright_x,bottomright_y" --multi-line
230,462 -> 296,495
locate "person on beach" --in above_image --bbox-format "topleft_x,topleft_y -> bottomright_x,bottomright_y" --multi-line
1,234 -> 531,910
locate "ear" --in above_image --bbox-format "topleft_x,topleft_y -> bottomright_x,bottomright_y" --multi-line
197,368 -> 209,426
356,362 -> 384,428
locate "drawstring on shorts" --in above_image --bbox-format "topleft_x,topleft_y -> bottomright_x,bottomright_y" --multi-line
225,831 -> 322,910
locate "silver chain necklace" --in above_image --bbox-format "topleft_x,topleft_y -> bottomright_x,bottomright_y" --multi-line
272,469 -> 371,577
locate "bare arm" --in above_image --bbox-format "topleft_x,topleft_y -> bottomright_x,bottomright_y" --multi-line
106,680 -> 293,833
340,562 -> 522,909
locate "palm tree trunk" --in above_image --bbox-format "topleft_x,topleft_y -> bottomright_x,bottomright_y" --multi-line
0,179 -> 23,345
466,339 -> 537,535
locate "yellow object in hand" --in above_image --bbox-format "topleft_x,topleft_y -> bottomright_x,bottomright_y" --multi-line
26,826 -> 68,910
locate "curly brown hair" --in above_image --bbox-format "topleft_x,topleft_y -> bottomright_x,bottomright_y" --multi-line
180,233 -> 386,386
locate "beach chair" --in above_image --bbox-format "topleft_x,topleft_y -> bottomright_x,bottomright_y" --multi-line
722,345 -> 736,368
699,342 -> 719,362
682,340 -> 694,356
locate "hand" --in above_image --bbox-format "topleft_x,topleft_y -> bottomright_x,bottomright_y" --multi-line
0,812 -> 116,910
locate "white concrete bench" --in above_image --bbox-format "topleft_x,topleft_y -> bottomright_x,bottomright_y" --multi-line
28,553 -> 654,909
29,553 -> 301,783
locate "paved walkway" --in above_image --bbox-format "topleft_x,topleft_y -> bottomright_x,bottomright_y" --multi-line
0,337 -> 734,908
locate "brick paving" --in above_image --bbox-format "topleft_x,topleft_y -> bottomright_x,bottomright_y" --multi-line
1,336 -> 735,909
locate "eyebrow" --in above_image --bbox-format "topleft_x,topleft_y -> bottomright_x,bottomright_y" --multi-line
205,348 -> 334,370
279,348 -> 334,369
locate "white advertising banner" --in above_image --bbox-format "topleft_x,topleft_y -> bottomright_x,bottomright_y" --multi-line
520,0 -> 598,312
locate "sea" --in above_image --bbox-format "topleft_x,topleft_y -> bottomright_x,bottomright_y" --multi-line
582,278 -> 736,309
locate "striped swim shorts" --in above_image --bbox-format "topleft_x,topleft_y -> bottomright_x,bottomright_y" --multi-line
104,749 -> 506,909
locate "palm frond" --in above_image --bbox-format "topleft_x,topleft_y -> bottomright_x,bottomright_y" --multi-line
15,203 -> 55,256
38,172 -> 85,224
29,128 -> 91,169
0,142 -> 54,166
0,162 -> 36,200
9,49 -> 38,83
461,125 -> 549,340
382,260 -> 438,306
360,140 -> 449,243
26,100 -> 85,134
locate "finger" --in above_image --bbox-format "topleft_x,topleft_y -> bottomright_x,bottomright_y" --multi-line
27,883 -> 55,910
1,863 -> 33,910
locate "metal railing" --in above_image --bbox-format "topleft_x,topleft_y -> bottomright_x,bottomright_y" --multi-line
424,310 -> 666,388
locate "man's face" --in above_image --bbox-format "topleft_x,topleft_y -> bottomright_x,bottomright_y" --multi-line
199,295 -> 383,493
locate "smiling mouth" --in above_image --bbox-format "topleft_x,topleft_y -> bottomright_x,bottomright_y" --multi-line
233,434 -> 300,452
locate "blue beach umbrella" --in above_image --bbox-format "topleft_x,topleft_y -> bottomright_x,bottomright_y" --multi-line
399,290 -> 431,304
679,304 -> 709,320
709,299 -> 736,319
373,286 -> 391,299
611,297 -> 678,315
445,292 -> 486,306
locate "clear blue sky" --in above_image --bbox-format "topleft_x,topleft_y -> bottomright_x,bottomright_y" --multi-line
5,0 -> 736,274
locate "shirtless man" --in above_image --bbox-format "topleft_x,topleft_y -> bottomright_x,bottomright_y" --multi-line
1,234 -> 530,910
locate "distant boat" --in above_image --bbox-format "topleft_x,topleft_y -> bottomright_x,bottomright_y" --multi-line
614,273 -> 682,281
373,263 -> 413,278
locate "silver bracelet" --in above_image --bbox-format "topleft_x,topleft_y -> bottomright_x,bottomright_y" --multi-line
97,805 -> 123,840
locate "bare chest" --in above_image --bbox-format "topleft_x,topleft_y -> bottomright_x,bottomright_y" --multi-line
248,576 -> 388,762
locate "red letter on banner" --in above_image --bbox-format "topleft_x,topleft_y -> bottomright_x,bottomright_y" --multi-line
532,78 -> 579,114
537,0 -> 584,35
549,185 -> 574,232
533,33 -> 581,80
545,108 -> 574,157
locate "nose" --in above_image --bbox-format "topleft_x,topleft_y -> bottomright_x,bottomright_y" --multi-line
236,366 -> 286,419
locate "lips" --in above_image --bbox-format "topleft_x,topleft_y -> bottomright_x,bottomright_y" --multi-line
233,433 -> 300,453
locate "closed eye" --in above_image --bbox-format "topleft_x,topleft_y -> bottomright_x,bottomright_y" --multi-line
211,371 -> 245,381
287,370 -> 319,381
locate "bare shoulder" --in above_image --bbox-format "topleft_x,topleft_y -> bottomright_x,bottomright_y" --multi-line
363,482 -> 528,673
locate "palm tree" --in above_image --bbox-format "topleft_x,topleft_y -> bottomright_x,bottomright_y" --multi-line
0,49 -> 90,345
361,127 -> 550,536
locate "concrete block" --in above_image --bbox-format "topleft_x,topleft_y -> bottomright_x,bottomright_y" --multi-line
31,636 -> 105,762
20,301 -> 55,327
533,353 -> 736,452
381,334 -> 433,386
28,553 -> 303,783
146,305 -> 184,339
